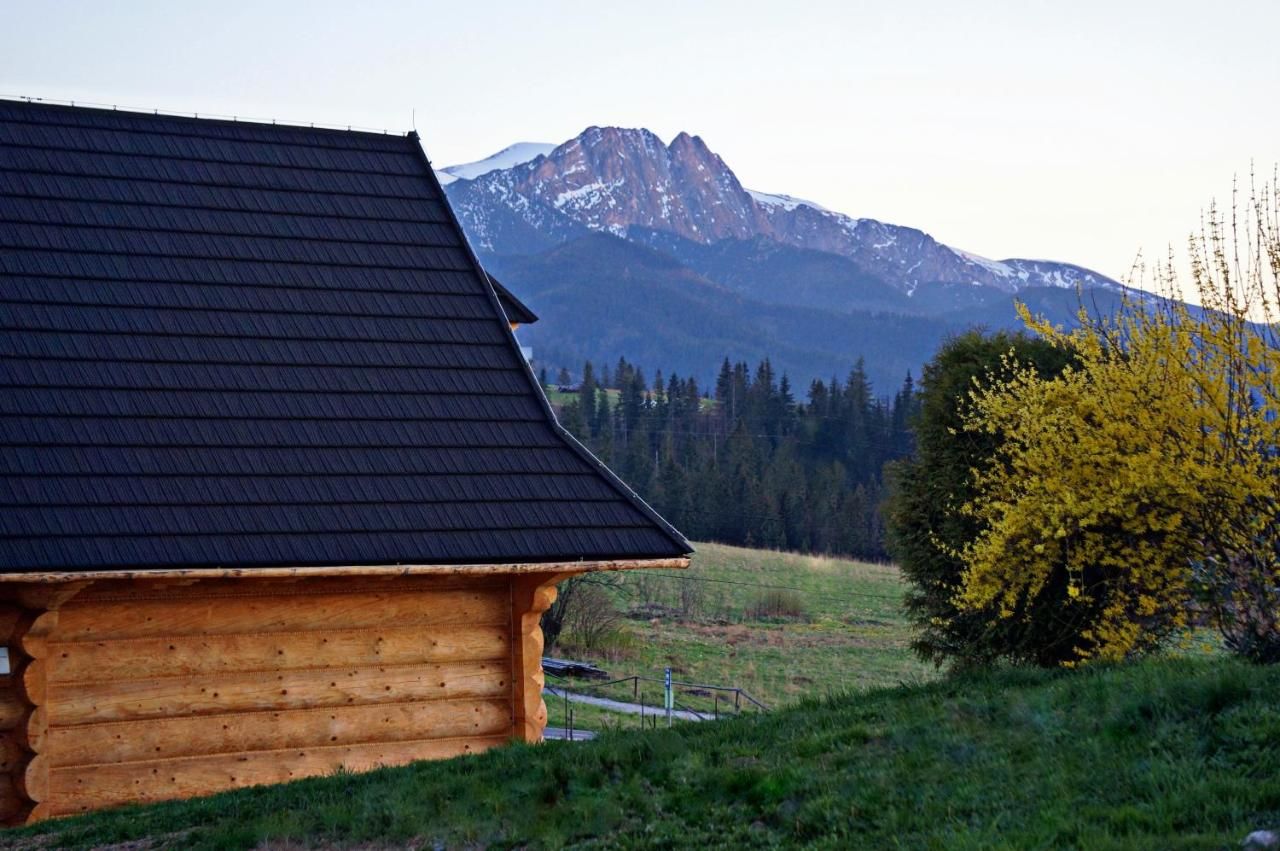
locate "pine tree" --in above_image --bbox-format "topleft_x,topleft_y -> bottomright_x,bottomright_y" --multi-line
594,387 -> 614,462
543,354 -> 921,562
560,399 -> 587,440
580,361 -> 598,437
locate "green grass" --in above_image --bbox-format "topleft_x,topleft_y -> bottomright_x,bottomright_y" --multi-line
9,657 -> 1278,849
542,386 -> 621,407
547,542 -> 935,727
541,387 -> 717,412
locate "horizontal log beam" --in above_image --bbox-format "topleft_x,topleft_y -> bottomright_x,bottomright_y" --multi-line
46,588 -> 508,642
48,659 -> 510,724
46,624 -> 510,683
43,735 -> 508,816
45,698 -> 513,767
0,558 -> 690,584
71,574 -> 506,603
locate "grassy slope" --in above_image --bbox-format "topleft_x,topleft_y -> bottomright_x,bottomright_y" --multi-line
9,657 -> 1278,850
547,542 -> 934,730
542,386 -> 620,408
541,387 -> 716,412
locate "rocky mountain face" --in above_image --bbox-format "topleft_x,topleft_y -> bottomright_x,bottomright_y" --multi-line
443,126 -> 1121,298
440,126 -> 1128,387
448,129 -> 767,248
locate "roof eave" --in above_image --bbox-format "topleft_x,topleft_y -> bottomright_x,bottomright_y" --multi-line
485,274 -> 539,325
0,556 -> 692,584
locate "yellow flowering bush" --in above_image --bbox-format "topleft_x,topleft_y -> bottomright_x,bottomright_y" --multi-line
956,176 -> 1280,664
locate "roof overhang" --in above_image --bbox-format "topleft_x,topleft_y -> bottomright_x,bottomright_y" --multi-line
0,557 -> 690,584
486,274 -> 539,325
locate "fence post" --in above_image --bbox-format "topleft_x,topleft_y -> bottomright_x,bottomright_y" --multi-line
664,667 -> 673,728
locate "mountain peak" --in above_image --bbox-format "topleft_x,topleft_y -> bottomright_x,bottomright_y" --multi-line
437,141 -> 556,184
668,130 -> 700,148
443,126 -> 1121,295
574,125 -> 665,150
447,124 -> 768,244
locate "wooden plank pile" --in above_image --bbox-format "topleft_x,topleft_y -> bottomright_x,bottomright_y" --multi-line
541,657 -> 609,680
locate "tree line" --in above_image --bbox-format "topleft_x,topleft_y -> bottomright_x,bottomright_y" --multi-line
541,357 -> 918,560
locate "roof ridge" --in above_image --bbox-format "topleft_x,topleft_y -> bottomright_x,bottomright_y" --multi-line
0,96 -> 408,140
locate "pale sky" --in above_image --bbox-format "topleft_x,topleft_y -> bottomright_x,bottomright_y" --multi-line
3,0 -> 1276,282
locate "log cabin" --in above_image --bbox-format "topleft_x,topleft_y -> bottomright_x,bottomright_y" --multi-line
0,99 -> 691,824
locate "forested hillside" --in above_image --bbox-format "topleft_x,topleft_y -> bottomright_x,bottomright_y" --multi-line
493,233 -> 955,391
547,356 -> 916,559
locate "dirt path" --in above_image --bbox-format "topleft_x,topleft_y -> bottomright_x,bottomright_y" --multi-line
544,686 -> 707,722
543,726 -> 597,741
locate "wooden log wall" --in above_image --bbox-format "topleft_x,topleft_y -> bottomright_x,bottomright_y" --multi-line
0,604 -> 28,824
0,571 -> 571,823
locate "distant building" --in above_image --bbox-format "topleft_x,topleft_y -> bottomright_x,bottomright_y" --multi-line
0,99 -> 690,823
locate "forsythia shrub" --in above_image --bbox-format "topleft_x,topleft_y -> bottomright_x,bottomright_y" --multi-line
958,307 -> 1221,662
956,175 -> 1280,664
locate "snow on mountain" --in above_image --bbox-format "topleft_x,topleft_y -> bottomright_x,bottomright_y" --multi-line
444,127 -> 1122,298
447,127 -> 774,251
951,247 -> 1017,279
437,142 -> 557,185
747,190 -> 828,212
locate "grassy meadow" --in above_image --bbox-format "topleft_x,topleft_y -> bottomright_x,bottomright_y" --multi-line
546,542 -> 935,730
7,542 -> 1267,850
8,657 -> 1277,849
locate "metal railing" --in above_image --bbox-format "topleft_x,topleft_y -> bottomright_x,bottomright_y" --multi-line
544,671 -> 768,741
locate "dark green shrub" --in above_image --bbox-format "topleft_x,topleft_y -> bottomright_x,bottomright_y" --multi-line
884,330 -> 1075,668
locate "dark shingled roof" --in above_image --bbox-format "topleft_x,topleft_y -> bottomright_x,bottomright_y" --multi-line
0,99 -> 690,572
487,275 -> 538,326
